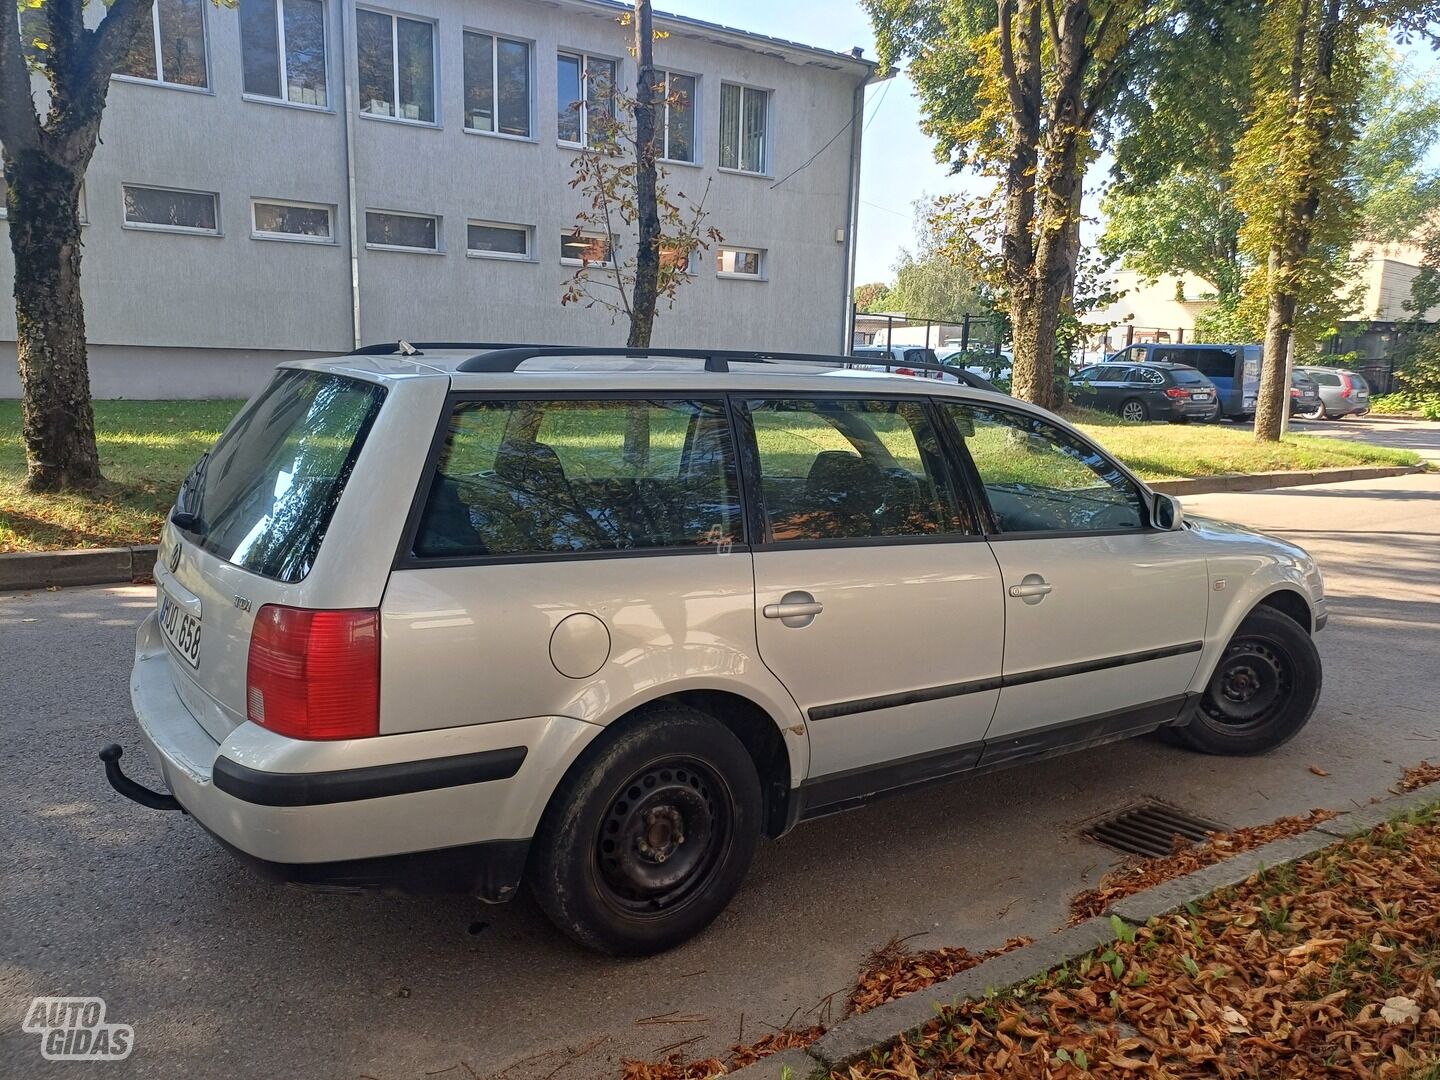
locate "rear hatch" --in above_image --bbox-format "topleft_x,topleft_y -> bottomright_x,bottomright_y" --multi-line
155,369 -> 390,742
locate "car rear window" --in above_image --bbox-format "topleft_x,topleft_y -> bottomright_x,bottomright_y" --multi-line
413,398 -> 742,558
181,370 -> 386,583
1307,370 -> 1343,386
1172,368 -> 1208,385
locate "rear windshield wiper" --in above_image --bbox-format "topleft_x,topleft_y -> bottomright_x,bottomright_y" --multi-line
171,452 -> 211,535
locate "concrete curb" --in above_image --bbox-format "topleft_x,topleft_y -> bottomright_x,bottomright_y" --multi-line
744,779 -> 1440,1079
1148,463 -> 1424,497
0,545 -> 157,593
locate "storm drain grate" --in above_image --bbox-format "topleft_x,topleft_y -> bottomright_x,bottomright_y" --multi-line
1082,801 -> 1230,859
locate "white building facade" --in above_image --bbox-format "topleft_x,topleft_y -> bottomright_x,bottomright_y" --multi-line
0,0 -> 873,398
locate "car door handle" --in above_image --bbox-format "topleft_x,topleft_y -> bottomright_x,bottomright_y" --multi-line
763,591 -> 824,628
763,601 -> 824,619
1008,580 -> 1053,598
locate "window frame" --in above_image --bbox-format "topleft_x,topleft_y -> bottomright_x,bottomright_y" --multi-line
356,6 -> 439,127
715,245 -> 766,280
394,389 -> 752,569
240,0 -> 331,111
657,68 -> 699,165
250,197 -> 337,244
466,219 -> 533,261
556,49 -> 618,148
717,81 -> 771,176
121,183 -> 221,236
462,28 -> 534,139
112,0 -> 212,93
736,393 -> 983,551
936,400 -> 1160,540
559,229 -> 616,267
364,207 -> 442,253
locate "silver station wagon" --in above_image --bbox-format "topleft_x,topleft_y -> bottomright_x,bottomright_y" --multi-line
104,344 -> 1326,955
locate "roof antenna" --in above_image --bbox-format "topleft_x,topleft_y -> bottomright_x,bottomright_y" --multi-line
397,339 -> 418,357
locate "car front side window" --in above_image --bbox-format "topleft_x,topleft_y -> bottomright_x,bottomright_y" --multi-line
945,404 -> 1145,534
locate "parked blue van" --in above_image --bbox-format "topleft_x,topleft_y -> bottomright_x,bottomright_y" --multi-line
1106,343 -> 1260,420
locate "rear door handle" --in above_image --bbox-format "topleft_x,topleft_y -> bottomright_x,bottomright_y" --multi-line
763,591 -> 823,627
1008,574 -> 1052,604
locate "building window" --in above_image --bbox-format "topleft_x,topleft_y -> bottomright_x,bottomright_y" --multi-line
357,9 -> 435,124
560,230 -> 615,266
252,199 -> 334,242
464,31 -> 531,137
366,209 -> 439,251
467,221 -> 531,260
716,246 -> 764,278
556,51 -> 616,146
659,71 -> 696,163
123,185 -> 219,234
240,0 -> 328,107
718,83 -> 768,174
115,0 -> 209,89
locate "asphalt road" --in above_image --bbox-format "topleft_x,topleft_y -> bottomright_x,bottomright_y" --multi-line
4,422 -> 1439,1080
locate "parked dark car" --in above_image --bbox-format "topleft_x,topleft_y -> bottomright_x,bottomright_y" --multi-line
1106,343 -> 1260,421
1295,365 -> 1371,419
1071,361 -> 1220,423
1290,371 -> 1323,416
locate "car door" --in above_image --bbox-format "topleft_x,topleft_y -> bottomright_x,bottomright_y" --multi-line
937,402 -> 1210,762
742,395 -> 1006,798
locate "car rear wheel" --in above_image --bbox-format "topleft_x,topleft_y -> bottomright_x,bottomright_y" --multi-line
1169,606 -> 1321,756
1298,403 -> 1327,420
528,703 -> 762,955
1119,398 -> 1149,423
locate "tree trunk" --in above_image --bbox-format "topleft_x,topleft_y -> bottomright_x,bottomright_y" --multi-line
1254,249 -> 1295,441
997,0 -> 1042,404
627,0 -> 660,349
7,149 -> 100,491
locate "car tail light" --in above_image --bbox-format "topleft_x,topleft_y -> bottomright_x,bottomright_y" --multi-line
247,606 -> 379,739
1290,386 -> 1301,397
1166,387 -> 1188,398
1341,375 -> 1353,398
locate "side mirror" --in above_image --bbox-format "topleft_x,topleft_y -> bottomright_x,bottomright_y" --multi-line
1153,493 -> 1185,530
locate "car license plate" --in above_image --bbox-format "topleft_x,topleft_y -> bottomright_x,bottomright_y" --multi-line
158,592 -> 202,668
1192,392 -> 1212,400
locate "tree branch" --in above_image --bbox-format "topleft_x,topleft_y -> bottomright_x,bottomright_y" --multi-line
1044,0 -> 1062,55
82,0 -> 154,105
997,0 -> 1026,122
0,0 -> 42,152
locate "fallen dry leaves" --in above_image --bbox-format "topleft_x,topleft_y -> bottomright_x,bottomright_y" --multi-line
619,1026 -> 826,1080
1399,760 -> 1440,792
1070,809 -> 1337,922
842,806 -> 1440,1080
849,936 -> 1035,1016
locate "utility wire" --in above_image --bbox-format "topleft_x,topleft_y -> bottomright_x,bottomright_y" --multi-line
770,75 -> 896,191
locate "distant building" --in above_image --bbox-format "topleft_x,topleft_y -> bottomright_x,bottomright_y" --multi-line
1,0 -> 875,399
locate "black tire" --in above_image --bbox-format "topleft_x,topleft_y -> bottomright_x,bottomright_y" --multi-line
1169,606 -> 1321,756
528,704 -> 762,955
1298,404 -> 1326,421
1119,398 -> 1149,423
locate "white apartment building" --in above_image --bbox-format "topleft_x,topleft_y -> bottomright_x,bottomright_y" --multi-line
0,0 -> 874,398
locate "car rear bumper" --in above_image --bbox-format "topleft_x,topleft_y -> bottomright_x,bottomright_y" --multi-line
120,611 -> 601,898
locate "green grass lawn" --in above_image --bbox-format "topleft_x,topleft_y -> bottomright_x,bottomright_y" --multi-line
0,398 -> 1423,553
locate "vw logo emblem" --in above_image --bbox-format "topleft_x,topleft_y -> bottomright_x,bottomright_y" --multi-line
168,544 -> 181,574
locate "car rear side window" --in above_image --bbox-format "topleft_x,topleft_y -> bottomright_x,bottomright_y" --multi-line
413,398 -> 742,558
1172,368 -> 1207,385
745,397 -> 974,542
183,370 -> 386,583
945,404 -> 1145,534
1188,349 -> 1238,378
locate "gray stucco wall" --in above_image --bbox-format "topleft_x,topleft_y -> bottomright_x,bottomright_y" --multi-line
0,0 -> 868,399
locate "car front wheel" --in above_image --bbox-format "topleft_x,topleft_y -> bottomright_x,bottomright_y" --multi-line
528,703 -> 762,955
1170,606 -> 1321,756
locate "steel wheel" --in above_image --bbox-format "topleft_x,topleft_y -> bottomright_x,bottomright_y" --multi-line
594,757 -> 732,916
1200,637 -> 1294,734
1120,399 -> 1148,422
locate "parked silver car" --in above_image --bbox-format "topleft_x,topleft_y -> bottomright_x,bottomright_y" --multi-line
1294,365 -> 1372,419
105,345 -> 1327,955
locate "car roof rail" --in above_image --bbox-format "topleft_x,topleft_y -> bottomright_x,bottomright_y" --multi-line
451,344 -> 969,378
349,340 -> 553,356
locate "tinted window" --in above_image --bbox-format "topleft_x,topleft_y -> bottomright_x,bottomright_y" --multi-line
1307,370 -> 1342,386
184,371 -> 386,583
1172,368 -> 1207,385
747,398 -> 972,541
414,399 -> 741,557
1188,349 -> 1238,378
1094,366 -> 1127,381
1129,367 -> 1165,385
945,404 -> 1145,534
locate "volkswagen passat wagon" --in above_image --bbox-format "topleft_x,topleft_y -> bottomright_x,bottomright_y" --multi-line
105,344 -> 1326,955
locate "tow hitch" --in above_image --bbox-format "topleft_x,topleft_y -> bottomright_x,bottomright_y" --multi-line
100,744 -> 184,812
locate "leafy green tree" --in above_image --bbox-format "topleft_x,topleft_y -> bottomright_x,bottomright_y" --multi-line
883,248 -> 991,322
853,282 -> 893,311
1100,170 -> 1244,301
1,0 -> 161,491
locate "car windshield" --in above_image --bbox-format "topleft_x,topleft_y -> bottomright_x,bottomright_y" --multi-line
179,370 -> 386,583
